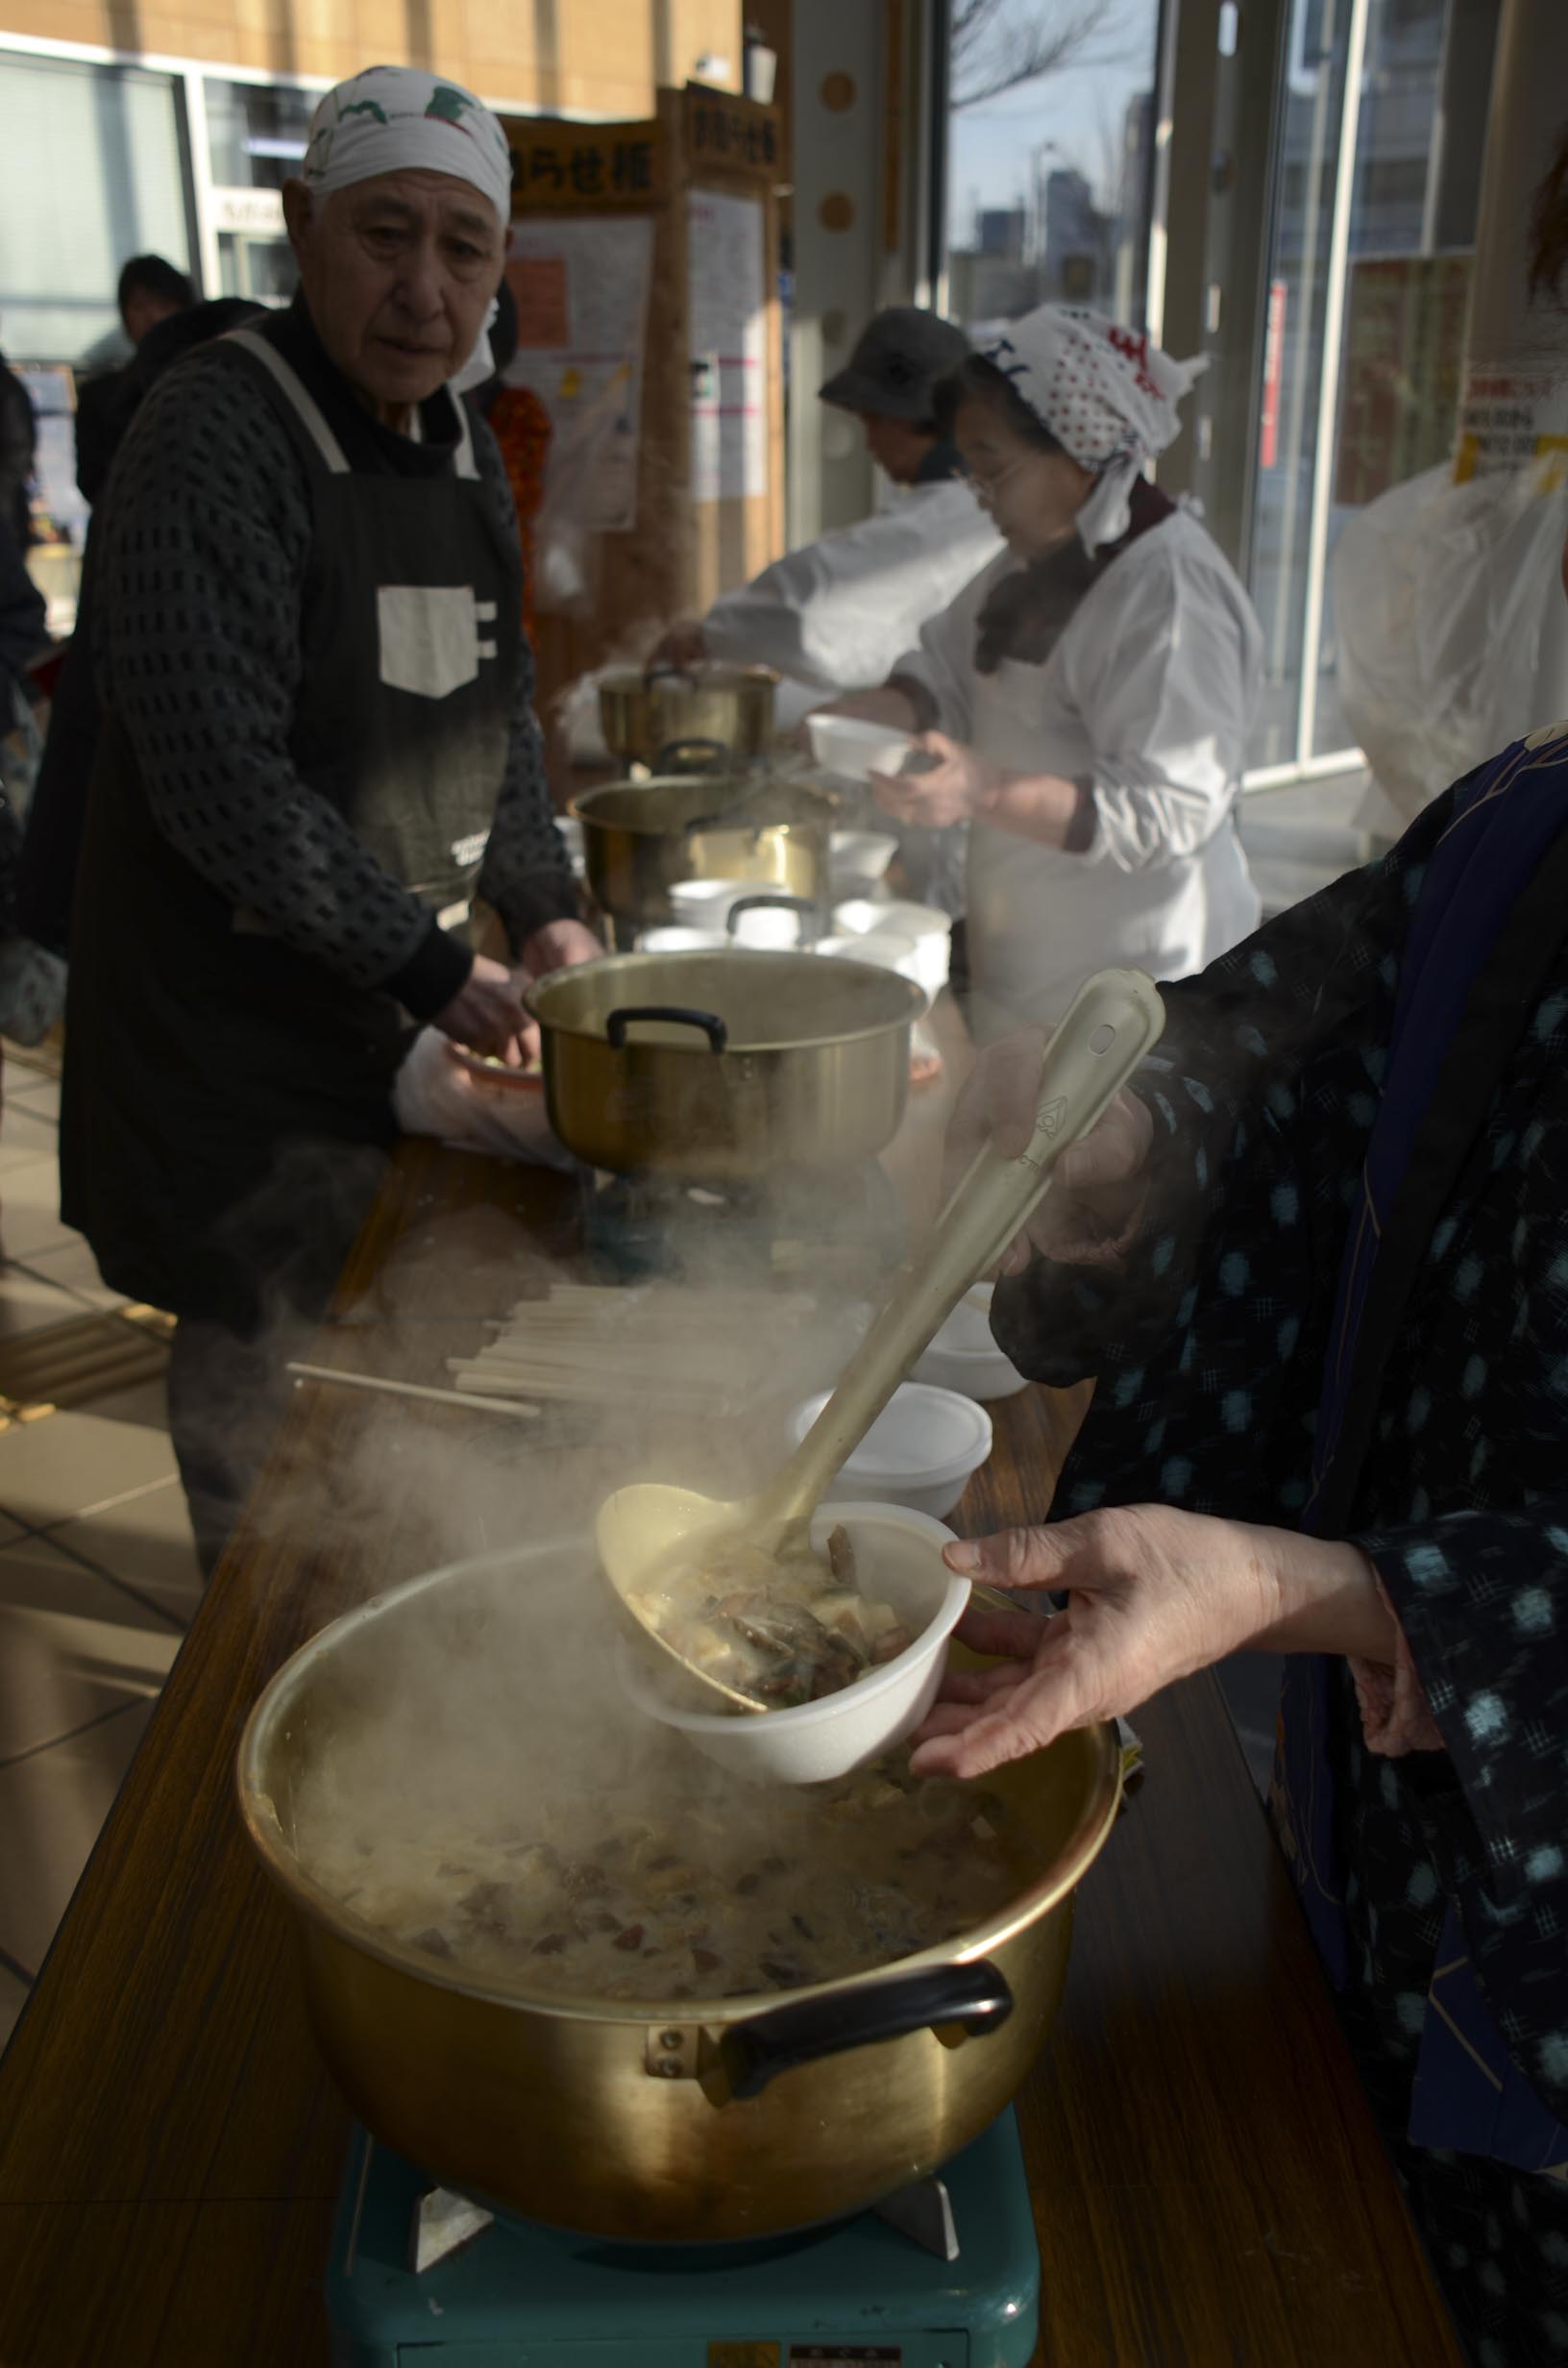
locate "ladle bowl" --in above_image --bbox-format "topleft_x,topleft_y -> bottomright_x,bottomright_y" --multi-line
597,969 -> 1167,1767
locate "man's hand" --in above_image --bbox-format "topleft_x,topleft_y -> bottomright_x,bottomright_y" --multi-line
871,730 -> 998,829
649,619 -> 709,670
521,918 -> 602,977
432,954 -> 535,1067
943,1030 -> 1155,1275
910,1507 -> 1390,1781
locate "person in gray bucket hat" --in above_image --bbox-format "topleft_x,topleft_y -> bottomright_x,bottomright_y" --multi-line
649,307 -> 1000,915
649,306 -> 1000,732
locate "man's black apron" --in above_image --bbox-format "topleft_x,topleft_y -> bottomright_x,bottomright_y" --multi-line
61,317 -> 521,1330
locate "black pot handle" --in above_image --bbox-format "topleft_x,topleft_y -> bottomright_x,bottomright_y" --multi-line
653,736 -> 732,776
604,1005 -> 729,1054
721,1960 -> 1014,2101
724,892 -> 820,943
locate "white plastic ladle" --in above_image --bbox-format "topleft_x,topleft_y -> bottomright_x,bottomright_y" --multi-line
597,967 -> 1166,1707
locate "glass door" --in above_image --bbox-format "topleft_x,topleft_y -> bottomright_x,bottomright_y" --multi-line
1247,0 -> 1500,774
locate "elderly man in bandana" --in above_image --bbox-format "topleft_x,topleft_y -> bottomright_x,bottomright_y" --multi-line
61,65 -> 600,1573
821,303 -> 1262,1041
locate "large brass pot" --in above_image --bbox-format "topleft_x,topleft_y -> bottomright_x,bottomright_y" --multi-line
528,948 -> 923,1177
236,1546 -> 1122,2243
598,662 -> 777,772
571,775 -> 836,946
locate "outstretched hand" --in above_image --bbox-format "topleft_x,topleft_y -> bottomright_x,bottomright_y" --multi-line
910,1505 -> 1387,1781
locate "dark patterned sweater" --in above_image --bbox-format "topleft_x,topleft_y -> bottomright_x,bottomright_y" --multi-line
87,301 -> 577,1021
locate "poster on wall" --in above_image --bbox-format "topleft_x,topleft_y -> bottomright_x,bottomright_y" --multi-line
1334,254 -> 1472,506
686,190 -> 767,505
503,214 -> 654,534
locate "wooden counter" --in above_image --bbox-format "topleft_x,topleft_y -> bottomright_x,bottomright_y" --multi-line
0,1141 -> 1463,2365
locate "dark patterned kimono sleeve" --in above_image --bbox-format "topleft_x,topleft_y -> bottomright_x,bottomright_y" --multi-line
992,786 -> 1465,1388
1353,1504 -> 1568,2122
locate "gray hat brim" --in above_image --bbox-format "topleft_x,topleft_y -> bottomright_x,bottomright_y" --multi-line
818,365 -> 934,422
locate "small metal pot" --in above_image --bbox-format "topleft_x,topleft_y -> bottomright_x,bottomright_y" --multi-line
529,948 -> 923,1177
236,1546 -> 1123,2244
598,663 -> 777,773
571,776 -> 838,946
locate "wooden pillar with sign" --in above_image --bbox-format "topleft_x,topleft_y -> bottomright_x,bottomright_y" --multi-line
498,88 -> 785,776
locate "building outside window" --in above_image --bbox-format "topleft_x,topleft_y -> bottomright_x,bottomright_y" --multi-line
203,77 -> 314,307
943,0 -> 1164,334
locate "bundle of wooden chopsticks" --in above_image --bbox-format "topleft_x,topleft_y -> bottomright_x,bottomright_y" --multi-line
446,1280 -> 818,1418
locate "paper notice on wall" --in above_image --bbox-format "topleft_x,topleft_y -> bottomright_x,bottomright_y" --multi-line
687,190 -> 768,504
504,214 -> 654,533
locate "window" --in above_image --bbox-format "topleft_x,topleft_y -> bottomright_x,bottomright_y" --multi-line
943,1 -> 1164,334
0,50 -> 193,365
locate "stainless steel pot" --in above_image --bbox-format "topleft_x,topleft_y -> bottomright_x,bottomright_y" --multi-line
570,775 -> 837,946
598,663 -> 777,773
236,1546 -> 1123,2243
528,948 -> 923,1177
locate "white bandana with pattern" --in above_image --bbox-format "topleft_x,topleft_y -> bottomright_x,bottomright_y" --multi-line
979,306 -> 1205,551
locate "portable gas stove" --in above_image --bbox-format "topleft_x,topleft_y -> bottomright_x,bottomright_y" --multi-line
582,1159 -> 906,1285
326,2108 -> 1040,2366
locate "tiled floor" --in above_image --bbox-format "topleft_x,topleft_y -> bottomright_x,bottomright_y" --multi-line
0,1049 -> 199,2056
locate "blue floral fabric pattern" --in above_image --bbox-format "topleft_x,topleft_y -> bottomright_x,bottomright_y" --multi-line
992,760 -> 1568,2362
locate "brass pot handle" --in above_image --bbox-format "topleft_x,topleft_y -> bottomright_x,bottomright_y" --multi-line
604,1005 -> 729,1054
718,1960 -> 1014,2101
653,736 -> 732,775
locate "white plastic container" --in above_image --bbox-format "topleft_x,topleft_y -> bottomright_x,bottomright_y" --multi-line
615,1502 -> 968,1785
913,1282 -> 1030,1402
832,898 -> 952,999
807,714 -> 916,784
788,1383 -> 992,1520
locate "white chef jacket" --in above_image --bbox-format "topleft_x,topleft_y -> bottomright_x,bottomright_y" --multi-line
700,479 -> 1003,694
894,508 -> 1262,1039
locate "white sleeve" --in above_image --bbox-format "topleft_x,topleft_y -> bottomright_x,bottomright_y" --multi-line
701,501 -> 995,696
1061,540 -> 1259,874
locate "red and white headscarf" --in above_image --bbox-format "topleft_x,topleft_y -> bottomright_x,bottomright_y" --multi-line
978,306 -> 1205,551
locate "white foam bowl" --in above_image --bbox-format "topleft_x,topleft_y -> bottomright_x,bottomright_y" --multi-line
616,1502 -> 968,1785
634,924 -> 734,953
913,1282 -> 1031,1402
830,828 -> 899,890
668,876 -> 753,925
807,714 -> 917,785
833,898 -> 951,997
789,1383 -> 992,1520
728,902 -> 812,950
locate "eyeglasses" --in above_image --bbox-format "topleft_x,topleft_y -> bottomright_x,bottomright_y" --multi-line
957,455 -> 1029,513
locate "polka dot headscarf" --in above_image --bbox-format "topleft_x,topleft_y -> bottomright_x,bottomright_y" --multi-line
978,306 -> 1206,551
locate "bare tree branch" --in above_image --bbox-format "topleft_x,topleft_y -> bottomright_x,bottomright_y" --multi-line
952,0 -> 1125,111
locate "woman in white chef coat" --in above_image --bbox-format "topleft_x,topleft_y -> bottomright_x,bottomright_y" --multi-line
833,306 -> 1262,1038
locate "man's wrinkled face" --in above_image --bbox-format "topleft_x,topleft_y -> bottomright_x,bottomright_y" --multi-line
283,168 -> 503,419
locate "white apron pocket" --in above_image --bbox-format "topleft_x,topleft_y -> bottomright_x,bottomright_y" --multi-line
377,585 -> 484,700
